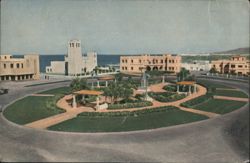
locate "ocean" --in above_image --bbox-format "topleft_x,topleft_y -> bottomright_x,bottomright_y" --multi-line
14,54 -> 121,72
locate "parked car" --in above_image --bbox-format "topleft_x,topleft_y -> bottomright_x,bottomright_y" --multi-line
0,88 -> 8,95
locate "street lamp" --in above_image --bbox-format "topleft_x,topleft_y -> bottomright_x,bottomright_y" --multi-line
91,71 -> 95,89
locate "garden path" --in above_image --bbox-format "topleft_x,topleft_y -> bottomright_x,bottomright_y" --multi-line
213,95 -> 249,102
30,94 -> 55,97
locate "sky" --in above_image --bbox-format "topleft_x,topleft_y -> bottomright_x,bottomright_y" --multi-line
0,0 -> 249,55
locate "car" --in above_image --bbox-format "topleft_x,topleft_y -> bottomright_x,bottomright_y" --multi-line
0,88 -> 8,95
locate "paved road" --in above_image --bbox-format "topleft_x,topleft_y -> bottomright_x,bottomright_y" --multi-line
0,78 -> 249,162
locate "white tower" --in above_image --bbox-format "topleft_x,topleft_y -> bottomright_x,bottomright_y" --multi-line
67,39 -> 82,75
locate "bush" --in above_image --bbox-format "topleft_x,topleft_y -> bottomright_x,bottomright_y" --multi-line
181,93 -> 213,108
148,92 -> 186,102
108,101 -> 153,110
79,106 -> 178,117
163,85 -> 176,92
134,94 -> 145,100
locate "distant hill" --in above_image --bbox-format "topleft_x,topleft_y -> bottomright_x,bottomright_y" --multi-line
211,47 -> 250,55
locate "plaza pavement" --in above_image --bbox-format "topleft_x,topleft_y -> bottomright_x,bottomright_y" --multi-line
0,78 -> 249,162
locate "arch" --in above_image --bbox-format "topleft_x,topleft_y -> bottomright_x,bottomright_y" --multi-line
146,66 -> 151,71
153,66 -> 158,70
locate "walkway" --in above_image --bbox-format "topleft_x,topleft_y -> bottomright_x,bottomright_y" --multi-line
30,94 -> 55,97
178,106 -> 219,118
214,95 -> 249,102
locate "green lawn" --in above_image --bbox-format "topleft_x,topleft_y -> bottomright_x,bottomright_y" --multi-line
48,107 -> 207,132
197,79 -> 233,89
38,86 -> 71,95
214,89 -> 248,98
191,99 -> 247,114
3,87 -> 70,125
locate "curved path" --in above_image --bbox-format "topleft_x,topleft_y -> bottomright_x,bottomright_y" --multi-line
0,79 -> 249,162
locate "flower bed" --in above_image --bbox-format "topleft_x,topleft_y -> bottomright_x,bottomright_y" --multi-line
108,100 -> 153,110
79,106 -> 178,117
148,92 -> 186,102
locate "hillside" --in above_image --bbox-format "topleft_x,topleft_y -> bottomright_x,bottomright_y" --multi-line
212,47 -> 250,55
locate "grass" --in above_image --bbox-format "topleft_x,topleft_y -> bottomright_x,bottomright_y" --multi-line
214,89 -> 248,98
191,99 -> 247,114
3,87 -> 70,125
48,107 -> 207,132
197,79 -> 233,90
24,80 -> 70,87
38,86 -> 71,95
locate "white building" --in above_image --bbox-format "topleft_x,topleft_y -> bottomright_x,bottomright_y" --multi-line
46,40 -> 97,76
181,60 -> 211,72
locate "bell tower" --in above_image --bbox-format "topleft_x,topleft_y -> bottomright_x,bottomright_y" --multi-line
67,39 -> 83,75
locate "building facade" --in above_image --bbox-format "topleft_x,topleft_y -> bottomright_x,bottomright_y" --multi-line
181,60 -> 211,72
46,40 -> 97,76
211,55 -> 249,75
0,54 -> 40,81
120,54 -> 181,73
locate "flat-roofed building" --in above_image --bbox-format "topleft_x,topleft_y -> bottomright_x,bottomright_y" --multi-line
181,60 -> 212,72
211,55 -> 249,75
46,40 -> 97,76
120,54 -> 181,74
0,54 -> 40,81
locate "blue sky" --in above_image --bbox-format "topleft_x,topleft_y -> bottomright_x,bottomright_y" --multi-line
1,0 -> 249,55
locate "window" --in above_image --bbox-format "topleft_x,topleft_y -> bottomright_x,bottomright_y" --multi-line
131,67 -> 133,70
122,67 -> 124,70
122,60 -> 124,63
21,63 -> 23,68
139,59 -> 141,63
10,64 -> 14,68
125,67 -> 127,70
4,64 -> 6,68
231,65 -> 235,68
17,63 -> 20,68
238,65 -> 243,68
131,59 -> 133,63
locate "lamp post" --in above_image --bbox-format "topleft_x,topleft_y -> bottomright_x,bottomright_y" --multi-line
91,71 -> 95,89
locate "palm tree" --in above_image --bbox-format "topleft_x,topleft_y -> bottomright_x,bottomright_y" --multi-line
177,68 -> 190,81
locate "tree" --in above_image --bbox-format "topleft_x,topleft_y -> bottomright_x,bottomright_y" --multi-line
209,67 -> 218,73
177,68 -> 190,81
103,81 -> 133,104
70,78 -> 89,91
114,73 -> 123,82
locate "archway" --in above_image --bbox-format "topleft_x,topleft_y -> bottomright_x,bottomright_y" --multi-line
146,66 -> 151,71
153,66 -> 158,70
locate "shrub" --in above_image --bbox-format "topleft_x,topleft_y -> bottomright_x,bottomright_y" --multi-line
148,92 -> 186,102
108,101 -> 153,110
163,85 -> 176,92
79,106 -> 178,117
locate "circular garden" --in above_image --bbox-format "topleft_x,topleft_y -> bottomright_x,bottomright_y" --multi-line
3,71 -> 249,132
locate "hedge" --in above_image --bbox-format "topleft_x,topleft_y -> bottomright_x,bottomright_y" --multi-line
163,85 -> 176,92
79,106 -> 178,117
148,92 -> 186,102
108,101 -> 153,110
